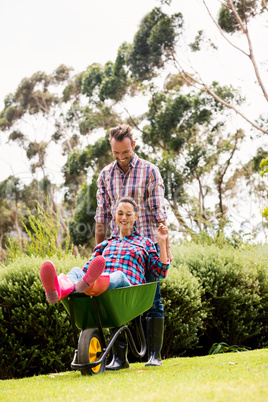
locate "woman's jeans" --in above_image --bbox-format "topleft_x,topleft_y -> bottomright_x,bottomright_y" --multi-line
67,267 -> 131,291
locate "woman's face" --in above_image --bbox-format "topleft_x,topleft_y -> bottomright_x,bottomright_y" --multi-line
115,202 -> 138,236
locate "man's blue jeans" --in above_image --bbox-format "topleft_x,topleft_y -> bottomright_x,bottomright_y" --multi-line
145,243 -> 164,318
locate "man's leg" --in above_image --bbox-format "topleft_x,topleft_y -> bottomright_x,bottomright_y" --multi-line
144,243 -> 165,366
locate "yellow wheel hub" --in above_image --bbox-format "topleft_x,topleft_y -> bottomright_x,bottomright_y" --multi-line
88,337 -> 102,373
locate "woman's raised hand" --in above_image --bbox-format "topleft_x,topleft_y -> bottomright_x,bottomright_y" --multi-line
156,223 -> 169,243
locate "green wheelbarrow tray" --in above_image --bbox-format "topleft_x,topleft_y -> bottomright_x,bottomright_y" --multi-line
61,281 -> 157,329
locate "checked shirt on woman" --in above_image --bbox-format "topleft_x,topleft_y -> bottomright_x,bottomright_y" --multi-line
83,229 -> 169,286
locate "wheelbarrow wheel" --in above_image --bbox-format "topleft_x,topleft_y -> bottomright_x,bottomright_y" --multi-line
77,328 -> 106,375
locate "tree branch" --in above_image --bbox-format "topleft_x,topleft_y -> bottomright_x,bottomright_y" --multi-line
204,0 -> 268,103
226,0 -> 248,33
122,106 -> 144,134
227,0 -> 268,102
180,68 -> 268,134
217,129 -> 240,214
168,200 -> 195,235
203,0 -> 249,57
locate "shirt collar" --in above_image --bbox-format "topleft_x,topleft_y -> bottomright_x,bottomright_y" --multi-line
129,153 -> 139,168
109,227 -> 140,241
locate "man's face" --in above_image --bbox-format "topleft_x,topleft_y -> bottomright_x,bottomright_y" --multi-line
110,137 -> 136,171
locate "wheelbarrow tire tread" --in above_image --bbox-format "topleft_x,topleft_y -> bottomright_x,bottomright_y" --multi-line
77,328 -> 106,375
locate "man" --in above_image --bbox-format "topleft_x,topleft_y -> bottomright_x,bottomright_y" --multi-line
94,124 -> 172,369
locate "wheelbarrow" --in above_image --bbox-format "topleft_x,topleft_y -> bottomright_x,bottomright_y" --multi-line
61,281 -> 157,375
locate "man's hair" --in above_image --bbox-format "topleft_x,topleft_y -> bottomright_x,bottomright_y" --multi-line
109,124 -> 134,145
116,196 -> 138,214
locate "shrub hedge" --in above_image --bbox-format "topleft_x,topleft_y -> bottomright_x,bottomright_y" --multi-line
0,244 -> 267,378
160,264 -> 206,358
0,255 -> 84,379
172,243 -> 268,352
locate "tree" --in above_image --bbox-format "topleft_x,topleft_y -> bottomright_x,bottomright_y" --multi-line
127,8 -> 183,81
68,175 -> 98,247
0,180 -> 15,258
0,176 -> 24,248
0,65 -> 99,177
165,0 -> 268,134
80,6 -> 261,240
141,82 -> 246,235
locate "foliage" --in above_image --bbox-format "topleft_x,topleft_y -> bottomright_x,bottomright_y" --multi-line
82,7 -> 183,100
162,0 -> 268,134
62,133 -> 113,222
22,201 -> 72,259
0,255 -> 85,379
127,8 -> 183,81
172,243 -> 268,352
1,242 -> 268,378
141,85 -> 245,235
82,44 -> 130,103
3,199 -> 73,265
218,0 -> 263,33
79,105 -> 119,134
68,175 -> 98,247
160,265 -> 205,357
208,342 -> 249,354
259,156 -> 268,177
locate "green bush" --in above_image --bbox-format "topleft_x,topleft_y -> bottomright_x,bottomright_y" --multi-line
0,255 -> 85,379
160,264 -> 206,357
173,243 -> 268,352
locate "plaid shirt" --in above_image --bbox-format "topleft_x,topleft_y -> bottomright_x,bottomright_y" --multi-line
95,153 -> 167,243
82,230 -> 170,285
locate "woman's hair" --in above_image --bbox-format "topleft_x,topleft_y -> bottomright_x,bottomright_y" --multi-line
115,196 -> 138,214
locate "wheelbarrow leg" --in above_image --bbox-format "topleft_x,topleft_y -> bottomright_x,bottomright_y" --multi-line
105,329 -> 129,371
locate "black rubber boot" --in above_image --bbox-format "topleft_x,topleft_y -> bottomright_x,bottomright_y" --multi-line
145,317 -> 164,366
106,329 -> 129,371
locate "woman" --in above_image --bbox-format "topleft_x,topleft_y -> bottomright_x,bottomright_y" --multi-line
40,196 -> 170,304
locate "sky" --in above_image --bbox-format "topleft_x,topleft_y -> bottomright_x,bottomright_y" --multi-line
0,0 -> 267,236
0,0 -> 162,183
0,0 -> 221,109
0,0 -> 207,183
0,0 -> 179,109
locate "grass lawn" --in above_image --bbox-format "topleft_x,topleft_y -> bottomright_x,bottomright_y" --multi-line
1,349 -> 267,401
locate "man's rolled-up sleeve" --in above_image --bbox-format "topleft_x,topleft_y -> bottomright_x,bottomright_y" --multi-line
147,166 -> 167,223
94,171 -> 112,224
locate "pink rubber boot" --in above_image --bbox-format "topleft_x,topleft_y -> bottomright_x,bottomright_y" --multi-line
84,274 -> 110,296
40,261 -> 75,304
75,256 -> 106,293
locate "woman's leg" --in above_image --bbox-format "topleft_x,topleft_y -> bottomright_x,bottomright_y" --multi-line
75,256 -> 106,292
107,271 -> 131,290
66,267 -> 84,286
40,261 -> 75,303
